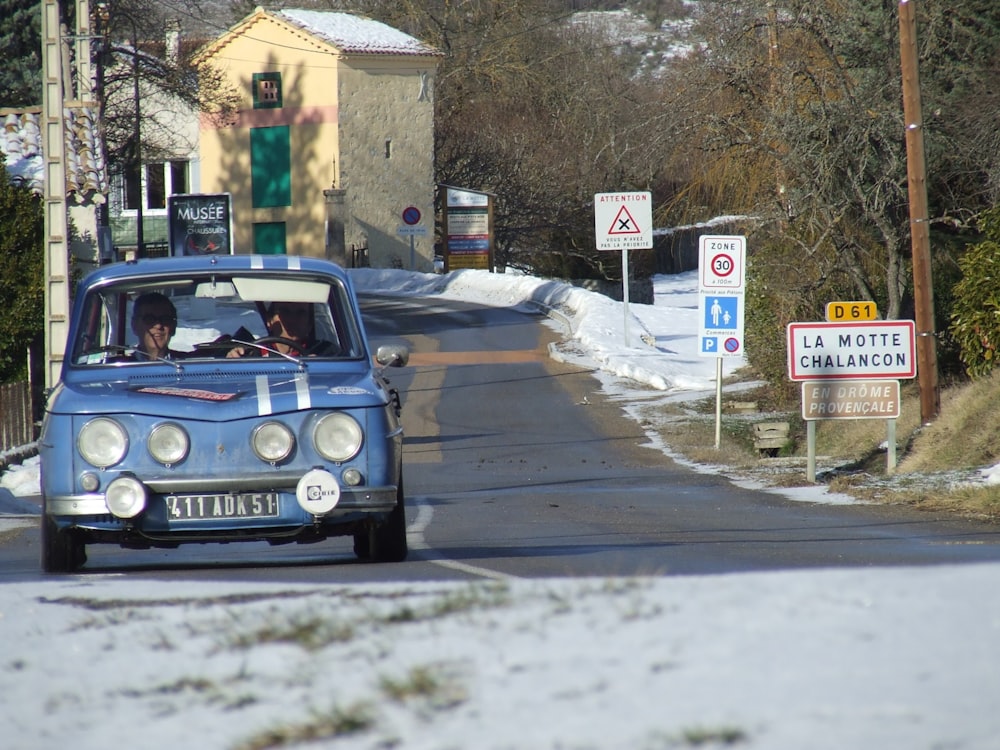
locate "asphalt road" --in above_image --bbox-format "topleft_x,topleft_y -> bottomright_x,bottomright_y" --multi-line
2,293 -> 1000,581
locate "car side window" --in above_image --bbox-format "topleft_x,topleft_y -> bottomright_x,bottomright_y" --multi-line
72,291 -> 124,364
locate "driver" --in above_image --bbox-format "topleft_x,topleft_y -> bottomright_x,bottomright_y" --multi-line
131,292 -> 186,360
227,302 -> 335,357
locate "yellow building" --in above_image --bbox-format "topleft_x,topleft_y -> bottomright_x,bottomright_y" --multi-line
195,8 -> 441,269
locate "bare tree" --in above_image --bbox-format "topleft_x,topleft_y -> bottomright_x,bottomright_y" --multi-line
96,0 -> 239,172
331,0 -> 685,277
673,0 -> 1000,321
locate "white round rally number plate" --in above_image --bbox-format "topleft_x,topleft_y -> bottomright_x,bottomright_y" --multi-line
296,469 -> 341,515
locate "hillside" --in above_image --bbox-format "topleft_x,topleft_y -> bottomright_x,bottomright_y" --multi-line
652,373 -> 1000,522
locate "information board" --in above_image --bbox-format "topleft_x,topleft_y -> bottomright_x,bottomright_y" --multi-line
168,193 -> 233,256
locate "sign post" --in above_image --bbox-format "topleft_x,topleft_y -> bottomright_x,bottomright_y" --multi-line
397,205 -> 428,270
788,318 -> 917,480
442,186 -> 493,271
594,192 -> 653,346
696,235 -> 747,448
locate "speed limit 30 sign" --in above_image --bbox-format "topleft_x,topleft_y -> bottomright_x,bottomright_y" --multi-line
699,235 -> 745,290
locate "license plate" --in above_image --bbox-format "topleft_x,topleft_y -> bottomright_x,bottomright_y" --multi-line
166,493 -> 280,521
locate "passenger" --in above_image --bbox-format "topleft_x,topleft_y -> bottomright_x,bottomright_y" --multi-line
131,292 -> 186,360
227,302 -> 335,357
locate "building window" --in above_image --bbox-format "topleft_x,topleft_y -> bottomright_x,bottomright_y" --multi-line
121,160 -> 190,213
146,164 -> 166,209
253,72 -> 282,109
250,126 -> 291,208
124,165 -> 141,211
170,161 -> 189,195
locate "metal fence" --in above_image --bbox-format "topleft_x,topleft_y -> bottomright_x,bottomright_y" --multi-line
1,380 -> 34,454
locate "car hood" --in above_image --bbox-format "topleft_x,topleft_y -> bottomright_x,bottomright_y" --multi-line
48,366 -> 390,421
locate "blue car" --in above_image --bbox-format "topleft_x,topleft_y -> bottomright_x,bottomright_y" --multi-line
38,255 -> 409,573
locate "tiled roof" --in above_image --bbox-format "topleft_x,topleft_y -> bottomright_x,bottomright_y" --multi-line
276,10 -> 441,57
1,107 -> 109,204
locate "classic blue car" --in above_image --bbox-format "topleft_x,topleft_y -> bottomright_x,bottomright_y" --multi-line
38,255 -> 409,573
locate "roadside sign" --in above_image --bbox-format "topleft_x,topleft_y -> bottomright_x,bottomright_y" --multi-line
442,185 -> 494,271
825,301 -> 878,322
398,205 -> 428,269
168,193 -> 233,256
699,235 -> 745,290
698,294 -> 745,357
787,320 -> 916,381
594,192 -> 653,251
698,235 -> 746,358
402,206 -> 421,225
801,379 -> 900,420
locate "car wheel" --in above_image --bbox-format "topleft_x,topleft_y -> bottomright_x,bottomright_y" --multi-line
352,529 -> 370,559
40,515 -> 86,573
355,480 -> 407,563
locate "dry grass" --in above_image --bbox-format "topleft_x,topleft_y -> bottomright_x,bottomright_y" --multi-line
652,374 -> 1000,522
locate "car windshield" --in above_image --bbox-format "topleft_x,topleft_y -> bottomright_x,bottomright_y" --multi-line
70,271 -> 365,365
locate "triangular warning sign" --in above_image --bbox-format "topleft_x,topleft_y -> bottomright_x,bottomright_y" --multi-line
607,205 -> 642,235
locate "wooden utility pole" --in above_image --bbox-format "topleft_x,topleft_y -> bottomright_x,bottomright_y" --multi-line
898,0 -> 940,423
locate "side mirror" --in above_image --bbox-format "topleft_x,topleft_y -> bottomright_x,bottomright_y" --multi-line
375,344 -> 409,368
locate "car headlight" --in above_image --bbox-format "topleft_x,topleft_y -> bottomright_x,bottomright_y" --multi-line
251,421 -> 295,463
105,475 -> 147,519
78,417 -> 128,468
313,413 -> 363,463
148,423 -> 189,466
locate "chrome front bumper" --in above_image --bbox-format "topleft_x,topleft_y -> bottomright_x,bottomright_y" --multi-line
46,482 -> 398,517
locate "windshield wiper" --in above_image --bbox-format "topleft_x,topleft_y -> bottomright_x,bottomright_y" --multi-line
79,344 -> 184,373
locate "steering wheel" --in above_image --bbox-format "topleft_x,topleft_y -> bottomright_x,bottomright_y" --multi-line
242,335 -> 323,357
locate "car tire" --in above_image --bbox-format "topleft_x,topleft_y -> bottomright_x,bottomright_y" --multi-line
355,480 -> 407,563
41,515 -> 86,573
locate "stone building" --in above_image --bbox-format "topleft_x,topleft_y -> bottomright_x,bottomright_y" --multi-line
194,8 -> 441,269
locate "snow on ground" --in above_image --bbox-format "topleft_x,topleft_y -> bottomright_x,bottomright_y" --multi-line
2,269 -> 1000,749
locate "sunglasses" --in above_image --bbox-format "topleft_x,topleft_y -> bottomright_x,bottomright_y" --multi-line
139,313 -> 177,326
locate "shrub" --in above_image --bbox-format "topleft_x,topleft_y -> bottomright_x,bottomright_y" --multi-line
0,156 -> 45,383
949,207 -> 1000,379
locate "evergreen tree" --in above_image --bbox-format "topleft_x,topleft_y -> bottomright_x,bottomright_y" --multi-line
0,155 -> 45,383
0,0 -> 42,107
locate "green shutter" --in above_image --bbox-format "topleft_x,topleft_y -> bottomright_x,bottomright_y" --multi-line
250,126 -> 291,208
253,222 -> 286,254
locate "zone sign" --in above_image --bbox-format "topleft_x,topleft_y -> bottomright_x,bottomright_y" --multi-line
699,235 -> 746,290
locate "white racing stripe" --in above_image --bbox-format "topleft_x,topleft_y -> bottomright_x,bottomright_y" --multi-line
295,374 -> 310,409
256,375 -> 272,415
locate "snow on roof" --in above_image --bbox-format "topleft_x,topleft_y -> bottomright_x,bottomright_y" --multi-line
276,9 -> 440,57
1,108 -> 108,203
